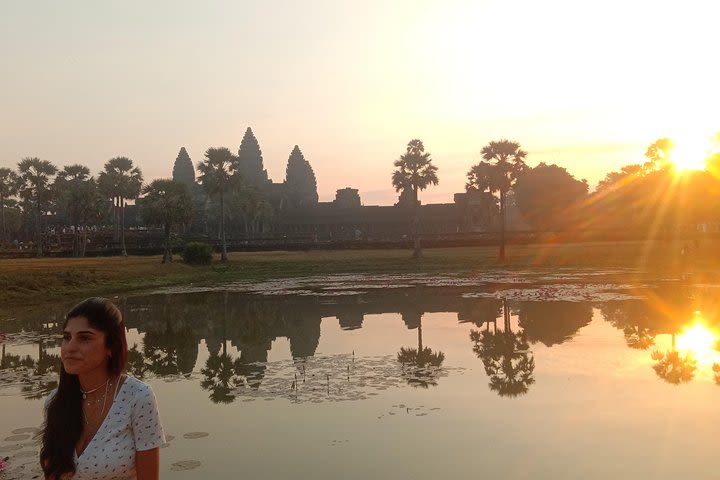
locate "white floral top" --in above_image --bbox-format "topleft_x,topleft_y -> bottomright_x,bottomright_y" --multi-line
47,376 -> 165,480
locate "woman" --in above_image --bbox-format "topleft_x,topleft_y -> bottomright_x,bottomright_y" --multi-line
41,298 -> 165,480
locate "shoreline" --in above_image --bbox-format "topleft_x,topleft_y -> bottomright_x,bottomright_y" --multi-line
1,240 -> 718,314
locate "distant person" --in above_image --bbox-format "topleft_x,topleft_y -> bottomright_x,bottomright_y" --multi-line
41,298 -> 165,480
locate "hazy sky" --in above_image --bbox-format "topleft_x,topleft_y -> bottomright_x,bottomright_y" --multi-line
1,0 -> 717,205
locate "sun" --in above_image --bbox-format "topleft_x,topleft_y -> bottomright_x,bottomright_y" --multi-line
676,321 -> 719,364
668,136 -> 713,172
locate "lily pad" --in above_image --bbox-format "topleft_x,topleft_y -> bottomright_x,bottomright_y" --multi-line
170,460 -> 201,471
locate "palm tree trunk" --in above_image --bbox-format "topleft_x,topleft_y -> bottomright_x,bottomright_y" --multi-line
503,299 -> 511,332
120,197 -> 127,256
222,292 -> 228,355
162,223 -> 172,263
113,197 -> 120,242
1,195 -> 6,242
412,185 -> 422,258
417,321 -> 423,352
81,226 -> 88,257
499,191 -> 506,262
220,193 -> 227,262
73,225 -> 79,257
35,206 -> 43,258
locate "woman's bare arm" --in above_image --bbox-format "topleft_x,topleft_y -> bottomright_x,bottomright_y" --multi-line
136,448 -> 160,480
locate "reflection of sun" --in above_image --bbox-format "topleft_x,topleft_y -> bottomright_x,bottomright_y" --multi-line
669,135 -> 713,172
676,322 -> 719,364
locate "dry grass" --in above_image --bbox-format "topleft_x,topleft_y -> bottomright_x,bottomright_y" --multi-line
1,239 -> 719,312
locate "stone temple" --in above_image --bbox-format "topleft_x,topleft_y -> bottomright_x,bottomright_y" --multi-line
172,127 -> 507,243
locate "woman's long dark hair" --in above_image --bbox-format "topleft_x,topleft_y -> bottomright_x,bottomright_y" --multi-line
40,297 -> 127,480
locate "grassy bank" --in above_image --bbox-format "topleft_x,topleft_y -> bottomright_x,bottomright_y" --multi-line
2,239 -> 719,311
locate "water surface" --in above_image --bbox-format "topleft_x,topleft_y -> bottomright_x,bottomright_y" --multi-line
2,275 -> 719,479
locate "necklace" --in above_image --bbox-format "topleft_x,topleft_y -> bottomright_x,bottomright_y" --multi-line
83,379 -> 110,426
80,379 -> 109,399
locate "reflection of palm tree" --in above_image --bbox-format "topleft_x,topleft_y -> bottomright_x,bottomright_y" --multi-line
601,301 -> 658,350
396,314 -> 445,388
200,352 -> 244,404
126,345 -> 149,379
623,325 -> 656,350
470,299 -> 535,397
200,292 -> 246,403
651,333 -> 697,385
142,296 -> 199,377
143,326 -> 198,377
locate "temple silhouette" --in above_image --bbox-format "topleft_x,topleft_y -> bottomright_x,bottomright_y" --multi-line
172,127 -> 521,243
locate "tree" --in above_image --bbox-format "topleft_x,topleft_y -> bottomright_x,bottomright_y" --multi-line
200,352 -> 244,403
54,164 -> 105,256
0,167 -> 19,243
467,140 -> 528,261
396,312 -> 445,388
98,157 -> 143,256
644,137 -> 673,171
235,186 -> 273,237
513,163 -> 588,231
16,158 -> 58,257
596,164 -> 644,192
518,301 -> 593,347
141,179 -> 193,263
650,332 -> 697,385
470,299 -> 535,397
198,147 -> 236,262
391,139 -> 439,258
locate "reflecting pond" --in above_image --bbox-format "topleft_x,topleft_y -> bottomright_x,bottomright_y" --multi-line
2,274 -> 720,479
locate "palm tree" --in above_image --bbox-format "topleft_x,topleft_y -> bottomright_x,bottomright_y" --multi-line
126,345 -> 149,379
391,139 -> 439,258
396,313 -> 445,388
197,147 -> 236,262
650,332 -> 697,385
0,167 -> 19,243
200,291 -> 244,402
623,325 -> 656,350
98,157 -> 143,256
141,179 -> 193,263
200,351 -> 244,403
54,165 -> 104,256
470,299 -> 535,397
16,158 -> 58,257
467,140 -> 528,261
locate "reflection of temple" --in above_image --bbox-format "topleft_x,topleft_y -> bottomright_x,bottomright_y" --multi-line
6,285 -> 716,401
173,127 -> 505,240
111,291 -> 597,395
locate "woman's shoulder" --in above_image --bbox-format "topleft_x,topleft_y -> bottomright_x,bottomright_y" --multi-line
122,375 -> 156,397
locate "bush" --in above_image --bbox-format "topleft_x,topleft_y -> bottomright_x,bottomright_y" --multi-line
182,242 -> 213,265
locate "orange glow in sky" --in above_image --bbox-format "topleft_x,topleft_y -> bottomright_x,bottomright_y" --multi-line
0,1 -> 718,204
669,134 -> 715,172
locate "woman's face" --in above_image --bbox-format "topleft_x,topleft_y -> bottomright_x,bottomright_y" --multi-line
61,316 -> 111,377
